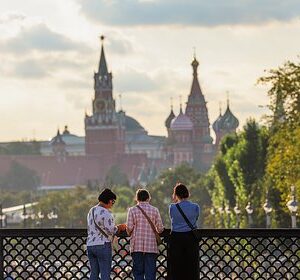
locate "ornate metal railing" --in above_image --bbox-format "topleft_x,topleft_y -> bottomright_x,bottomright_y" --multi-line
0,229 -> 299,279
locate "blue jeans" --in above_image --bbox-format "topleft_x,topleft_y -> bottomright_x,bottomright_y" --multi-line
132,252 -> 157,280
87,243 -> 112,280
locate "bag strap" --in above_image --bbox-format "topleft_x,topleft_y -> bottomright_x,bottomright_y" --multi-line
92,207 -> 109,239
136,205 -> 159,236
175,203 -> 196,230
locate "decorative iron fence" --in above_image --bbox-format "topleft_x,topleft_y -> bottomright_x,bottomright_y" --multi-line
0,229 -> 299,279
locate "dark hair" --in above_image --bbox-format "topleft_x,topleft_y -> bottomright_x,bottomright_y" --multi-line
98,188 -> 117,204
136,189 -> 150,202
173,183 -> 189,199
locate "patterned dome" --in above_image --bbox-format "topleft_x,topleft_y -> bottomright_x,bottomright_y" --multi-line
170,110 -> 193,131
219,106 -> 239,130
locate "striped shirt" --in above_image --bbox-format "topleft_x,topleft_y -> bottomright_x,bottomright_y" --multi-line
127,202 -> 164,254
87,205 -> 117,246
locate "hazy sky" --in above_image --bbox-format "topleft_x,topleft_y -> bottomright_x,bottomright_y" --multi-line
0,0 -> 300,141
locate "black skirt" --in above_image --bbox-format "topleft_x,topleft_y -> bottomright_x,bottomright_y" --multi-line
168,231 -> 199,280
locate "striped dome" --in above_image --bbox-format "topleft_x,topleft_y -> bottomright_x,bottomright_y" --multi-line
170,110 -> 193,131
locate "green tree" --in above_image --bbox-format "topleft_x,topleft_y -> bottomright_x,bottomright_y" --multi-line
258,60 -> 300,126
259,60 -> 300,227
112,186 -> 135,211
210,120 -> 269,227
35,187 -> 95,228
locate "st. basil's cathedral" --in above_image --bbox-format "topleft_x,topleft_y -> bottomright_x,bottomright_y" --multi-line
0,38 -> 239,188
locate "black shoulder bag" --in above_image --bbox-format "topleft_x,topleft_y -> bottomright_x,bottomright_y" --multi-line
175,203 -> 201,242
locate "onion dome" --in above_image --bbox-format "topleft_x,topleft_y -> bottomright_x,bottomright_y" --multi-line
165,107 -> 176,129
213,106 -> 223,133
219,103 -> 239,130
170,108 -> 193,131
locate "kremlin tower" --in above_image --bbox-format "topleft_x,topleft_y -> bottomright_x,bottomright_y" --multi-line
85,36 -> 125,157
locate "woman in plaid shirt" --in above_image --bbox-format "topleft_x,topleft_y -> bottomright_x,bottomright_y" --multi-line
126,189 -> 164,280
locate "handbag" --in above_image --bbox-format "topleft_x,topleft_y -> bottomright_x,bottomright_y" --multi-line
175,203 -> 201,241
136,205 -> 162,246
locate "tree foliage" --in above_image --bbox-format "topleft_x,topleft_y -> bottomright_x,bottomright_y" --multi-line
259,60 -> 300,226
210,120 -> 269,227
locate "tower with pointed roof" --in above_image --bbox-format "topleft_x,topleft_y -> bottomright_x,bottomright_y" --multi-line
85,36 -> 125,156
184,56 -> 213,170
185,56 -> 211,142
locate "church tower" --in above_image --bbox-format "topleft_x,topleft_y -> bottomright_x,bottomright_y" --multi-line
185,56 -> 211,142
85,36 -> 125,156
185,55 -> 213,170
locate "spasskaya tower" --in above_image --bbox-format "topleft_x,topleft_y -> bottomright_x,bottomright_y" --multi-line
85,36 -> 125,156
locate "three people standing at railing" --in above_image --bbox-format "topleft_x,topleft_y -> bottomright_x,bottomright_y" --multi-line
86,184 -> 199,280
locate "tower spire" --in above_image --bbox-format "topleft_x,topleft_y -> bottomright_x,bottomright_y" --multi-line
193,47 -> 196,60
189,52 -> 203,98
191,55 -> 199,77
98,35 -> 108,76
179,95 -> 183,114
226,91 -> 231,108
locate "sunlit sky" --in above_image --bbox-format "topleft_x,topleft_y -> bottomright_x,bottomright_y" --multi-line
0,0 -> 300,141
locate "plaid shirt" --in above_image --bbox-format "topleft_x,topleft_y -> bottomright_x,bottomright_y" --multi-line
127,202 -> 164,253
